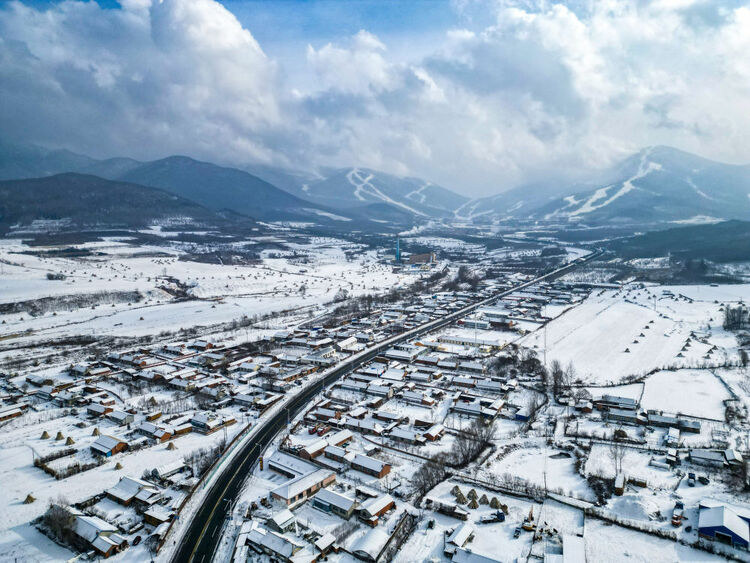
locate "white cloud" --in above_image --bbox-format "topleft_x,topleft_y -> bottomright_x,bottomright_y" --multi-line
1,0 -> 750,195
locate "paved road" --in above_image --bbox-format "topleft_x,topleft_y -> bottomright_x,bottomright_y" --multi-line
170,251 -> 602,563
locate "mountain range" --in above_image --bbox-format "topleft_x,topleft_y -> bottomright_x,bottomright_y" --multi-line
0,173 -> 223,234
2,141 -> 750,230
461,146 -> 750,227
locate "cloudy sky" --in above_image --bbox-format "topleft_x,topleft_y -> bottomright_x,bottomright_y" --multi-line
1,0 -> 750,196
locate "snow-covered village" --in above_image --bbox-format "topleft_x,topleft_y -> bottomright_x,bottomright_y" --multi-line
2,220 -> 750,563
5,1 -> 750,562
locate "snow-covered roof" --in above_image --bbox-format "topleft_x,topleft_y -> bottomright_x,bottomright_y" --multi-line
447,523 -> 474,546
314,488 -> 357,512
270,508 -> 295,528
91,434 -> 126,454
75,514 -> 117,542
315,532 -> 335,552
154,459 -> 185,477
245,521 -> 302,558
699,505 -> 750,543
360,494 -> 394,517
326,429 -> 352,445
271,469 -> 334,501
352,453 -> 387,473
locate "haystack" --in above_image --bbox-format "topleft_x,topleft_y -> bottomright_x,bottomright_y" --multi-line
65,436 -> 75,446
23,494 -> 35,504
114,462 -> 123,470
55,431 -> 64,441
167,442 -> 177,450
468,498 -> 479,509
467,488 -> 478,500
40,431 -> 49,439
452,485 -> 462,496
479,494 -> 489,505
92,427 -> 100,436
455,491 -> 467,505
489,497 -> 500,509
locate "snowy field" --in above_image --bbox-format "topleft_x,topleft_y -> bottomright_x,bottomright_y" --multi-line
584,519 -> 727,562
0,235 -> 414,343
483,445 -> 594,500
520,284 -> 748,384
640,369 -> 730,420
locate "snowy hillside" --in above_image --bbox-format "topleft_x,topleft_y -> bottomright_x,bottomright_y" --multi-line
285,167 -> 468,219
460,146 -> 750,227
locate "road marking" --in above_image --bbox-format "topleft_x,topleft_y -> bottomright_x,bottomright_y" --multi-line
187,435 -> 269,562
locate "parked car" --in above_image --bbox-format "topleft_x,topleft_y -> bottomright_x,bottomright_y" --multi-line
688,472 -> 696,487
698,475 -> 709,485
514,527 -> 522,538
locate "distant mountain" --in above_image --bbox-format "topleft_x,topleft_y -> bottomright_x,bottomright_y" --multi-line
81,156 -> 143,179
274,167 -> 469,218
244,163 -> 322,197
0,141 -> 461,225
0,141 -> 96,180
608,220 -> 750,262
116,156 -> 352,223
0,173 -> 222,233
465,146 -> 750,227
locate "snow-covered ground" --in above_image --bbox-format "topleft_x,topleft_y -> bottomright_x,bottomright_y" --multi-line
521,284 -> 747,384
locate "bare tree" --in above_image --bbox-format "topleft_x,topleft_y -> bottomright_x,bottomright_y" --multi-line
609,432 -> 627,475
412,455 -> 448,497
550,360 -> 564,397
43,499 -> 76,544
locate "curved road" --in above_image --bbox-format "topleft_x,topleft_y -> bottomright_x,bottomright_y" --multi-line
170,251 -> 602,563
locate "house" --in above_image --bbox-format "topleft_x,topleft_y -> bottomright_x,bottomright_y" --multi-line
359,494 -> 395,526
324,445 -> 355,465
388,427 -> 425,445
106,476 -> 162,507
300,438 -> 328,460
726,449 -> 744,467
91,434 -> 128,457
137,421 -> 172,442
267,509 -> 296,533
444,523 -> 475,556
698,503 -> 750,549
344,417 -> 384,436
0,404 -> 23,422
143,506 -> 173,526
87,403 -> 113,417
425,424 -> 445,441
594,395 -> 638,411
664,427 -> 680,447
326,429 -> 353,447
679,419 -> 701,433
245,521 -> 304,561
351,454 -> 391,478
690,449 -> 727,468
270,469 -> 336,506
190,413 -> 235,434
153,460 -> 185,480
314,533 -> 336,558
606,408 -> 640,425
74,512 -> 127,558
408,252 -> 436,265
311,488 -> 358,520
106,410 -> 134,425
